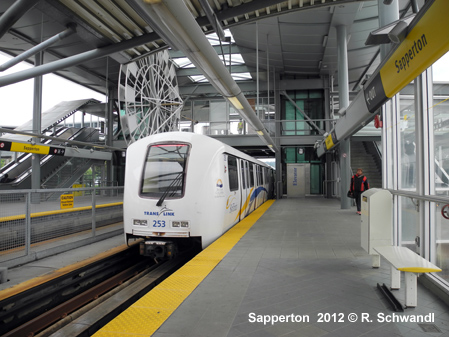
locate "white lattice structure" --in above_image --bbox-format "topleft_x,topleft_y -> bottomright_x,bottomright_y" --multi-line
119,50 -> 183,145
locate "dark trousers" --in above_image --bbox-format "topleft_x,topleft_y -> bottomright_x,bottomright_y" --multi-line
354,191 -> 362,212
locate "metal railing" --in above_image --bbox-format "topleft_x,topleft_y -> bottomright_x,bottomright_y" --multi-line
386,189 -> 449,203
0,186 -> 124,268
180,118 -> 334,137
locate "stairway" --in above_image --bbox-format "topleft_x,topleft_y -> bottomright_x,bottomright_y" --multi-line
351,141 -> 382,188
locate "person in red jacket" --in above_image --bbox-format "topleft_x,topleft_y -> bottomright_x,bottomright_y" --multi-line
350,168 -> 369,215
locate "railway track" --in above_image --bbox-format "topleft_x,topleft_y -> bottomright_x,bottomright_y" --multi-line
0,245 -> 193,337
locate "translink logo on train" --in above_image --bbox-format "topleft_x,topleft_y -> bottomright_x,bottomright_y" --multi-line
144,211 -> 175,216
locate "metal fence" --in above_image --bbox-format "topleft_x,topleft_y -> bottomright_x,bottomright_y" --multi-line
0,186 -> 124,268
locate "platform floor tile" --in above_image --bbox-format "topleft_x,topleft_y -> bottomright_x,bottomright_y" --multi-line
93,200 -> 275,336
153,198 -> 449,337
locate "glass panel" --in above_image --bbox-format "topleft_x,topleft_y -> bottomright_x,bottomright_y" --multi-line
284,148 -> 296,163
228,155 -> 239,192
193,101 -> 209,122
249,163 -> 254,187
193,101 -> 210,135
399,91 -> 416,190
284,100 -> 305,135
400,196 -> 419,250
241,160 -> 246,189
140,144 -> 189,198
435,202 -> 449,282
432,52 -> 449,195
310,164 -> 322,194
282,90 -> 324,136
229,105 -> 242,135
210,101 -> 227,135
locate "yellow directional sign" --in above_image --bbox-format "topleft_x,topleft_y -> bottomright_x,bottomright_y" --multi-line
380,0 -> 449,98
0,140 -> 66,156
10,142 -> 50,155
364,0 -> 449,113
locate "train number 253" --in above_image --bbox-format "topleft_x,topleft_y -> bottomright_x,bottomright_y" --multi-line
153,220 -> 166,227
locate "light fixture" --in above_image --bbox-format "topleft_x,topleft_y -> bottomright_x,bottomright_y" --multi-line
256,130 -> 264,136
228,96 -> 244,110
322,35 -> 328,47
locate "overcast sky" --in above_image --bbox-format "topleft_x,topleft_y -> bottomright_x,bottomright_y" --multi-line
0,53 -> 105,127
0,52 -> 448,128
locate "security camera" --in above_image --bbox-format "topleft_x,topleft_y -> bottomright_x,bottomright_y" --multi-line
388,20 -> 408,44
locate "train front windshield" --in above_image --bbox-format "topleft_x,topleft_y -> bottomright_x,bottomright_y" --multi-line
140,144 -> 190,198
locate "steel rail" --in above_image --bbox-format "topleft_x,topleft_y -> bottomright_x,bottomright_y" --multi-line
0,245 -> 146,336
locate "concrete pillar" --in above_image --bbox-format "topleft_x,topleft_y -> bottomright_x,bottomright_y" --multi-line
274,73 -> 282,199
378,0 -> 399,60
324,80 -> 333,198
337,25 -> 351,209
106,86 -> 115,186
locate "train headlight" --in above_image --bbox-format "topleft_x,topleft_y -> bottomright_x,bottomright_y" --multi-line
172,221 -> 189,228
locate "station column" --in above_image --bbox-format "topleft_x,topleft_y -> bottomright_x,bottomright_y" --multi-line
337,25 -> 351,209
31,51 -> 42,203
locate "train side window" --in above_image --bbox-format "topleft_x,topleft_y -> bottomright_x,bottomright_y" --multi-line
249,163 -> 254,187
240,160 -> 246,189
228,155 -> 239,191
257,166 -> 261,185
256,165 -> 260,185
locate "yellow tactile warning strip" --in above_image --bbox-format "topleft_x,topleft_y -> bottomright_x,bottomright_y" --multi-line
0,202 -> 123,222
94,199 -> 275,337
0,241 -> 137,302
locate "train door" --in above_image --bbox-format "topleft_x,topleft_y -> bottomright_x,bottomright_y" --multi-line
255,165 -> 262,209
248,162 -> 256,213
225,154 -> 241,229
263,167 -> 268,203
240,159 -> 250,219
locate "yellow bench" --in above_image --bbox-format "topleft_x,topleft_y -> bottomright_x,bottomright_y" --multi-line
374,246 -> 442,307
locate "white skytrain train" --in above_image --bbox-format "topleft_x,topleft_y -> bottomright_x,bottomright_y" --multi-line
124,132 -> 275,259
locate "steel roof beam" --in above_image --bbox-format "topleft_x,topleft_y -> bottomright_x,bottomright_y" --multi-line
198,0 -> 226,40
126,0 -> 278,152
0,0 -> 40,40
0,24 -> 77,72
0,32 -> 159,88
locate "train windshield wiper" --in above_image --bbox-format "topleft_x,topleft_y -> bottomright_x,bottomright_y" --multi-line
156,172 -> 183,206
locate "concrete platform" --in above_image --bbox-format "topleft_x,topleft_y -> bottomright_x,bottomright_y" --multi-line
2,197 -> 449,337
151,198 -> 449,337
0,234 -> 124,292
